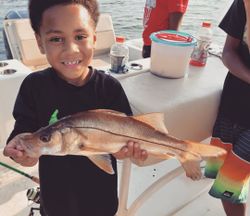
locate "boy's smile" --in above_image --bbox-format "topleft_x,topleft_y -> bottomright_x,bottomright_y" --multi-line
35,4 -> 96,86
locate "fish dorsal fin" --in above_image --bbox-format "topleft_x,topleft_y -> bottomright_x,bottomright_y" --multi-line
132,112 -> 168,134
88,155 -> 115,174
88,109 -> 127,117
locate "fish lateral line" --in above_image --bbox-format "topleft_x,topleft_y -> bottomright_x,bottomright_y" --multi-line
68,125 -> 201,158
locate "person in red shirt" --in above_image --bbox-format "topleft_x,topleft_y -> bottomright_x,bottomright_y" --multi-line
142,0 -> 189,58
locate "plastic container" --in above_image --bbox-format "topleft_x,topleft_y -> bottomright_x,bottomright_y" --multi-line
110,36 -> 129,73
190,21 -> 213,67
150,30 -> 196,78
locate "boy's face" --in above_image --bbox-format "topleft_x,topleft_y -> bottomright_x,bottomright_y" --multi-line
36,4 -> 96,85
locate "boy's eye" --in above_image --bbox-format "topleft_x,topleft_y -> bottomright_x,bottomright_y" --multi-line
49,37 -> 64,43
75,35 -> 87,41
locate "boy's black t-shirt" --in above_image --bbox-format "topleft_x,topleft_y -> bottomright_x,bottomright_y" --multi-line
8,67 -> 132,216
219,0 -> 250,128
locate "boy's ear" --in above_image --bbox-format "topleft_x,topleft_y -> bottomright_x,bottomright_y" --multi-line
35,33 -> 45,54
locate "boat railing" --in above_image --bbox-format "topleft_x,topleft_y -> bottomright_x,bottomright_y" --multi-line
116,146 -> 212,216
119,161 -> 184,216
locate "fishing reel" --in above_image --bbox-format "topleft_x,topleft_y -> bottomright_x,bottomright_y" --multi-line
26,187 -> 40,203
26,187 -> 40,216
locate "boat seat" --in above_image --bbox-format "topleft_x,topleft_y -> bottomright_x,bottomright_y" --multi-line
95,14 -> 116,56
3,14 -> 116,70
3,18 -> 48,70
92,13 -> 116,67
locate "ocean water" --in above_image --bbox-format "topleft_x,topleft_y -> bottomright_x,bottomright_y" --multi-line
0,0 -> 233,60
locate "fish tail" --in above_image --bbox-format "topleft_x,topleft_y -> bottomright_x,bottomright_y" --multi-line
174,140 -> 226,180
183,140 -> 227,160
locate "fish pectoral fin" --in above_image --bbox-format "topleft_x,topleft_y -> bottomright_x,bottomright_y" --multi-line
88,155 -> 115,175
87,109 -> 127,117
132,113 -> 168,134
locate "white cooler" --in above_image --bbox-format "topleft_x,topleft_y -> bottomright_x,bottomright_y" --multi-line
150,30 -> 196,78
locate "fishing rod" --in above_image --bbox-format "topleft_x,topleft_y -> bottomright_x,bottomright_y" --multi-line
0,161 -> 40,184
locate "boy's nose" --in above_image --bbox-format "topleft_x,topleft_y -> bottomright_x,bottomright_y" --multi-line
64,41 -> 80,53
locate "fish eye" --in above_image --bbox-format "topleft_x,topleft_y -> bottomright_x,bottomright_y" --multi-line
40,134 -> 51,142
78,143 -> 84,150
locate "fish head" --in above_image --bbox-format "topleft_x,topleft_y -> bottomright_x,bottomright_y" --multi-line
20,124 -> 64,157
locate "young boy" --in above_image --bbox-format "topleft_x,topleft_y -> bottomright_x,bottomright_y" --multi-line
3,0 -> 147,215
204,0 -> 250,215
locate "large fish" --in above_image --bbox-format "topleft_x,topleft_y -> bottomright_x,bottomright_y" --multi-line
17,109 -> 226,179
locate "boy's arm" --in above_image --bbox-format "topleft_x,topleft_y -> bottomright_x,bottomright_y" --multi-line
244,0 -> 250,47
222,35 -> 250,84
4,76 -> 39,167
168,0 -> 189,30
168,12 -> 184,30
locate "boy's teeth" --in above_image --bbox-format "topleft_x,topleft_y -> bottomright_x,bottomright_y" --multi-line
64,60 -> 79,65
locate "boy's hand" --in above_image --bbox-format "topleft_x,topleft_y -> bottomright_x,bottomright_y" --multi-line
113,141 -> 148,161
3,133 -> 38,167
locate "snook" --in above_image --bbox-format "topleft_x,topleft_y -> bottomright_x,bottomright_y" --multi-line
18,109 -> 226,178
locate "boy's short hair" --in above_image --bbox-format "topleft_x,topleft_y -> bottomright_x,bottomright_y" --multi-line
29,0 -> 100,34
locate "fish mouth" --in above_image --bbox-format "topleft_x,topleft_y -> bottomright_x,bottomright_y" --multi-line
19,139 -> 41,158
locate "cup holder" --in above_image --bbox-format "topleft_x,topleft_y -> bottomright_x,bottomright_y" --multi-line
0,62 -> 8,67
0,69 -> 17,75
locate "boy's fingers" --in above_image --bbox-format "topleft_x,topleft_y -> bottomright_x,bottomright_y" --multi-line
113,146 -> 128,159
132,143 -> 140,159
16,144 -> 25,151
114,141 -> 148,161
131,142 -> 148,161
3,147 -> 17,157
3,147 -> 20,157
18,157 -> 38,167
141,150 -> 148,161
126,141 -> 134,157
121,146 -> 129,157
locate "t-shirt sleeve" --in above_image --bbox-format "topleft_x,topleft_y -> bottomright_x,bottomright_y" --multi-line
105,77 -> 132,116
219,0 -> 246,40
167,0 -> 189,13
7,76 -> 38,143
